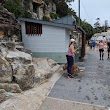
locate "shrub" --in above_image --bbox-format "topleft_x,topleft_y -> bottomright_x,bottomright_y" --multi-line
50,12 -> 58,20
43,16 -> 50,21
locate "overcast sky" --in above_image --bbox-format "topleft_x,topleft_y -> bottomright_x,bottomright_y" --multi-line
68,0 -> 110,27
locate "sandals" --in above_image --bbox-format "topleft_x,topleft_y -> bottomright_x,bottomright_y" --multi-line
67,74 -> 74,78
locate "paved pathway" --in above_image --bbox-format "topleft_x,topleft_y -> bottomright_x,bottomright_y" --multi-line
39,50 -> 110,110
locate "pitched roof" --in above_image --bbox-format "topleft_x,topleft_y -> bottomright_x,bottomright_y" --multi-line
53,15 -> 76,26
18,17 -> 76,31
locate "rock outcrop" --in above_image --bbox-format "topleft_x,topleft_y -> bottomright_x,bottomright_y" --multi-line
0,41 -> 60,88
33,57 -> 60,83
0,83 -> 22,93
0,5 -> 20,38
0,42 -> 35,103
0,41 -> 60,103
0,89 -> 15,103
6,50 -> 35,90
0,54 -> 12,83
0,42 -> 35,91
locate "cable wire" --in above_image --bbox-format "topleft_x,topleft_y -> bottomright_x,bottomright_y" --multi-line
80,0 -> 91,22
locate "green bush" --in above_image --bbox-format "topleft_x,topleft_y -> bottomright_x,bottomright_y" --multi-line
3,0 -> 24,18
50,12 -> 58,20
3,0 -> 32,18
43,16 -> 50,21
22,10 -> 32,18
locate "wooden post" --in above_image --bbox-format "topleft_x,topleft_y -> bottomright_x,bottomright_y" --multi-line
81,33 -> 86,58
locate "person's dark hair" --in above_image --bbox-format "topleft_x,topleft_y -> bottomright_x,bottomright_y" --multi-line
69,42 -> 73,47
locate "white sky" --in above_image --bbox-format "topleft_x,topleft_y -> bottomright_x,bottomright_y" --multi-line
68,0 -> 110,27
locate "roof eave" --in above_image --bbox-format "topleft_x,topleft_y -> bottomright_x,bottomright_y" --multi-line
77,26 -> 86,34
18,18 -> 75,31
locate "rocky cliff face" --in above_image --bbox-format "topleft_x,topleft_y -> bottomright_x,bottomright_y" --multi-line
0,5 -> 20,38
0,42 -> 35,90
26,0 -> 56,20
0,41 -> 35,102
0,41 -> 60,103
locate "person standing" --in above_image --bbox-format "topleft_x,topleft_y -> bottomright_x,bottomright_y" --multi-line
99,40 -> 104,60
107,39 -> 110,59
66,38 -> 78,78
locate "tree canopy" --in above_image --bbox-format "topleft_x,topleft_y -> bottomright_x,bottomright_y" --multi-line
81,20 -> 95,40
3,0 -> 32,18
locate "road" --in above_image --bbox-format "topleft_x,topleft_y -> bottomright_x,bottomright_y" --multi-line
39,49 -> 110,110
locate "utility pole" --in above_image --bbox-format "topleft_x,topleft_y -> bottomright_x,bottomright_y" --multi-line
78,0 -> 80,26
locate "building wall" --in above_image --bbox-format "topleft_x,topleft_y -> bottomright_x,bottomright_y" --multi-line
21,22 -> 66,52
65,29 -> 70,52
21,21 -> 70,63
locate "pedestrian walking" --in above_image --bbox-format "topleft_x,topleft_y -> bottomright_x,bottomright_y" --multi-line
66,38 -> 79,78
107,39 -> 110,59
92,40 -> 96,50
99,40 -> 104,60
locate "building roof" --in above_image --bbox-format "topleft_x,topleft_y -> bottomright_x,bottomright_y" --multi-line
77,26 -> 86,34
18,17 -> 76,31
53,15 -> 76,26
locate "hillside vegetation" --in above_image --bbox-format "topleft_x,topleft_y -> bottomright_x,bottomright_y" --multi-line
2,0 -> 95,39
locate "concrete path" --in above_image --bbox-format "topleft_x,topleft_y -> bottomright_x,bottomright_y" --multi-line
39,50 -> 110,110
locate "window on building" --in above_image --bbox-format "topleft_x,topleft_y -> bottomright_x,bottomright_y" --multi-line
25,21 -> 42,36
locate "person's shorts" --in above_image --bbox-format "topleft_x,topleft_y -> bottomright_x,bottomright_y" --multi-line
108,48 -> 110,52
99,49 -> 104,52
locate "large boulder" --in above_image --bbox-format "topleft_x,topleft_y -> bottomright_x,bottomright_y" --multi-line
0,42 -> 35,91
33,58 -> 60,83
5,51 -> 35,90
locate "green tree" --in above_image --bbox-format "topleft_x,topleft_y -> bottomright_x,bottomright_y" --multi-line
3,0 -> 24,18
81,20 -> 95,40
3,0 -> 32,18
94,18 -> 100,33
67,7 -> 79,23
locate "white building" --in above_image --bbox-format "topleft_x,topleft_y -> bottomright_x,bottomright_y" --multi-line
19,15 -> 76,63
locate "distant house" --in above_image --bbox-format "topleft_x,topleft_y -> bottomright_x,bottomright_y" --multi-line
19,15 -> 76,63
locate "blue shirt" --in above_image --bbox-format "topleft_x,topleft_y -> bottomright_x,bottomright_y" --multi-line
92,41 -> 96,46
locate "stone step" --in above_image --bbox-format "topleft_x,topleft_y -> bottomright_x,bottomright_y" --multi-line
16,47 -> 32,55
15,42 -> 24,46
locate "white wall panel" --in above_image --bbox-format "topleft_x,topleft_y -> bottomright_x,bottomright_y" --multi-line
21,22 -> 66,52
